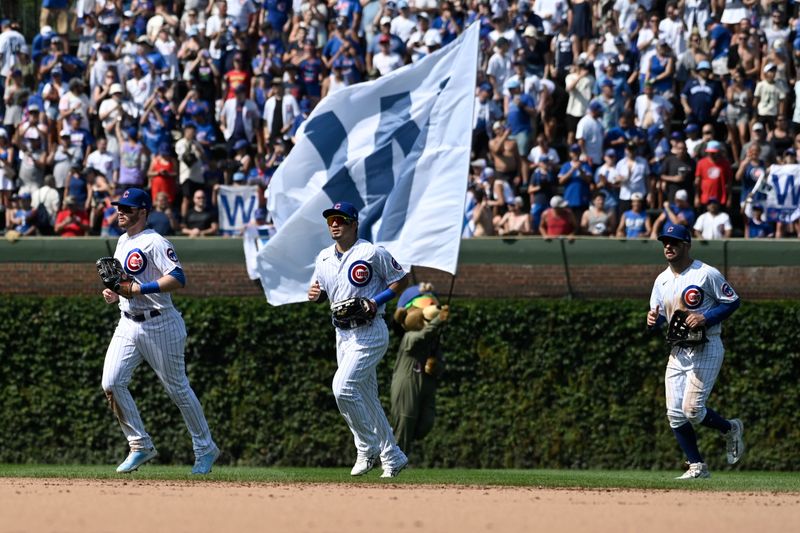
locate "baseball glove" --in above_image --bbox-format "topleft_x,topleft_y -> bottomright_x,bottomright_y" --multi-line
96,257 -> 138,298
331,297 -> 377,328
666,309 -> 708,348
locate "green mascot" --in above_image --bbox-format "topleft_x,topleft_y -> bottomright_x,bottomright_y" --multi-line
390,282 -> 449,455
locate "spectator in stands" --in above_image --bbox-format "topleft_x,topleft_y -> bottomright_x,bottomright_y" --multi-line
594,148 -> 619,215
693,198 -> 732,240
18,136 -> 47,196
557,144 -> 592,221
527,154 -> 553,233
615,141 -> 649,214
148,191 -> 179,236
496,196 -> 532,236
581,192 -> 615,237
736,144 -> 766,217
576,100 -> 605,167
262,77 -> 299,144
539,194 -> 577,237
634,79 -> 671,130
681,61 -> 723,126
54,195 -> 90,237
616,192 -> 650,239
740,122 -> 777,167
7,193 -> 36,237
695,140 -> 733,210
754,63 -> 785,133
175,123 -> 206,219
504,77 -> 535,156
147,143 -> 178,205
725,67 -> 752,165
659,136 -> 694,204
745,204 -> 775,239
31,174 -> 60,235
650,189 -> 696,238
564,58 -> 594,144
181,188 -> 218,237
469,188 -> 495,237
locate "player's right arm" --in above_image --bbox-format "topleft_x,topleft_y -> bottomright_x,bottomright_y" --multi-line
103,288 -> 119,304
308,256 -> 328,303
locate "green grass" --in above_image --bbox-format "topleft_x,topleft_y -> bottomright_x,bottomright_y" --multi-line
1,465 -> 798,492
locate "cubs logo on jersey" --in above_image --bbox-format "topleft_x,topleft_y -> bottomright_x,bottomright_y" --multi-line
124,249 -> 148,275
682,285 -> 704,309
390,257 -> 403,271
721,282 -> 735,298
348,260 -> 372,287
166,248 -> 179,263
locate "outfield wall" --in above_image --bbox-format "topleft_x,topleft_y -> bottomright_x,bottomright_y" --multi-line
1,237 -> 800,299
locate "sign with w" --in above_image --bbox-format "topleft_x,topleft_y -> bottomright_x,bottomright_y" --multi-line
217,185 -> 259,232
256,23 -> 478,305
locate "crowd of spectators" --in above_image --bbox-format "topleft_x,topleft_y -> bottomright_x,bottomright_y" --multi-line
0,0 -> 799,241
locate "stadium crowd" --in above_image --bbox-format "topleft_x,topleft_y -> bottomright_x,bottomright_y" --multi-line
0,0 -> 799,240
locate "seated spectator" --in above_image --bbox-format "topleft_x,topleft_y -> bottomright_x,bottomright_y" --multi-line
54,195 -> 90,237
181,189 -> 218,237
693,198 -> 732,239
469,188 -> 495,237
6,193 -> 36,237
650,189 -> 696,238
616,192 -> 651,238
539,195 -> 577,237
745,204 -> 775,239
147,191 -> 179,236
496,196 -> 532,235
581,192 -> 616,237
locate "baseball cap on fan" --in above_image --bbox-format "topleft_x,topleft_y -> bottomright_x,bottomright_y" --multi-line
112,188 -> 152,210
658,222 -> 691,244
323,201 -> 359,221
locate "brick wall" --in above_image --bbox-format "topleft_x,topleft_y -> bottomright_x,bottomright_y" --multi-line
2,263 -> 798,300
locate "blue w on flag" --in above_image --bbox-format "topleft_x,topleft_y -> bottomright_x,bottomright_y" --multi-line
256,23 -> 479,305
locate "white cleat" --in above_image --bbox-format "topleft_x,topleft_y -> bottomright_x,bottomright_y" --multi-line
725,419 -> 745,465
675,462 -> 710,480
380,458 -> 409,479
350,454 -> 379,476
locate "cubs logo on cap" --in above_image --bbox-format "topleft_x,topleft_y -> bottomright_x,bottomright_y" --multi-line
658,222 -> 691,243
323,201 -> 359,221
112,187 -> 152,211
124,248 -> 148,275
348,260 -> 372,287
682,285 -> 704,309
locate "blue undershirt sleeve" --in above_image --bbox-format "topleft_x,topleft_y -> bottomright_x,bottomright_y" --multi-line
703,299 -> 740,328
168,267 -> 186,287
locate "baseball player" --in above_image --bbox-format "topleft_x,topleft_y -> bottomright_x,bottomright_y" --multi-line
648,223 -> 744,479
307,201 -> 410,478
100,188 -> 219,474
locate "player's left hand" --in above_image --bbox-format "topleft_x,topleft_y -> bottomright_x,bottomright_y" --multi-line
684,312 -> 706,329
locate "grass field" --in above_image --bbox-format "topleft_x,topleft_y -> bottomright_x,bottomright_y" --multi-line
1,465 -> 798,492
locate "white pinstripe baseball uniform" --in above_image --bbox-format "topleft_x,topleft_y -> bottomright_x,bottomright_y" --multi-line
313,239 -> 408,469
102,229 -> 216,457
649,260 -> 739,428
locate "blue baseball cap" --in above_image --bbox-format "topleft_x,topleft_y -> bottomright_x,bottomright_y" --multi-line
686,123 -> 700,133
706,140 -> 722,153
658,222 -> 691,244
696,60 -> 711,71
323,201 -> 359,220
112,188 -> 152,210
569,143 -> 581,153
589,100 -> 604,113
233,171 -> 246,182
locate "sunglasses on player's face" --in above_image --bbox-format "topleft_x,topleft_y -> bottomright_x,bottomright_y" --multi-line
118,206 -> 140,214
326,215 -> 353,226
661,238 -> 684,247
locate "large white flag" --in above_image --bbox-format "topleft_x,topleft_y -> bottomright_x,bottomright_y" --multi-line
752,165 -> 800,222
256,23 -> 479,305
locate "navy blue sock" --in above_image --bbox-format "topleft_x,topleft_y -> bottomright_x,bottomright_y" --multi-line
700,408 -> 732,433
672,422 -> 704,463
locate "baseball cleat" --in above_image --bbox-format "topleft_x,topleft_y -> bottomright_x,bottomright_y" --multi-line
350,453 -> 379,476
380,458 -> 409,479
725,419 -> 745,464
192,446 -> 220,475
675,462 -> 710,480
116,448 -> 158,473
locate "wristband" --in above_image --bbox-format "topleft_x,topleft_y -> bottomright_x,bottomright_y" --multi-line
373,288 -> 396,306
140,281 -> 161,295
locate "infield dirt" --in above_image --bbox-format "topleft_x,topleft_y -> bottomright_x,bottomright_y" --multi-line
1,478 -> 798,533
